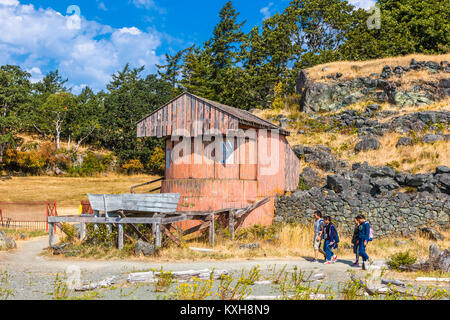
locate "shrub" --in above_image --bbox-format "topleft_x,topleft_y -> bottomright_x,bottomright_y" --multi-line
67,152 -> 108,176
297,176 -> 311,191
387,251 -> 417,271
4,148 -> 45,174
85,224 -> 117,247
147,147 -> 165,175
60,223 -> 78,243
122,159 -> 144,175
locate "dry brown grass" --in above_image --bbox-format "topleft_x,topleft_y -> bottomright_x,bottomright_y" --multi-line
45,223 -> 449,263
287,131 -> 450,174
0,174 -> 161,215
306,53 -> 450,85
247,96 -> 450,175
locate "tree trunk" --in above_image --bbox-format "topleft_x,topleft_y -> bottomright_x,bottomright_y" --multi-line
0,144 -> 4,165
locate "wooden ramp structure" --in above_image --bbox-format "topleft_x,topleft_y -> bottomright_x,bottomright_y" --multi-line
48,193 -> 269,250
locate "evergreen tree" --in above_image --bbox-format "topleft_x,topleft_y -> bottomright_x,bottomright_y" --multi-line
101,65 -> 173,164
0,65 -> 31,164
156,47 -> 193,90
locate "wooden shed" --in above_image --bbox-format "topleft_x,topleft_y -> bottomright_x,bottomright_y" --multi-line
137,92 -> 300,228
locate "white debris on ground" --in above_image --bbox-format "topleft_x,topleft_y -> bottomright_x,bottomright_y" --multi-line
415,277 -> 450,282
75,276 -> 117,292
127,269 -> 229,283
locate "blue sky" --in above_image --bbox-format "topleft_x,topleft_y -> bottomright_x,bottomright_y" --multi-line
0,0 -> 374,93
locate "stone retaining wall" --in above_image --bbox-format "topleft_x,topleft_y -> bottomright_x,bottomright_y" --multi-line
275,191 -> 450,238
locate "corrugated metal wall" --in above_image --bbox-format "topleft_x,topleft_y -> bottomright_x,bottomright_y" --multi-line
138,93 -> 300,228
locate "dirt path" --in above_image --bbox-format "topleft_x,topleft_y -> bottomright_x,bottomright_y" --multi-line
0,237 -> 384,300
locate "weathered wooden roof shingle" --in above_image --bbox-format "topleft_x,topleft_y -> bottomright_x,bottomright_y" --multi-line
137,92 -> 289,137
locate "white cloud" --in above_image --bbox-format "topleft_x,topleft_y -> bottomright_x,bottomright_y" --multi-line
131,0 -> 155,10
0,1 -> 163,92
97,1 -> 107,11
347,0 -> 377,10
260,3 -> 274,21
0,0 -> 19,6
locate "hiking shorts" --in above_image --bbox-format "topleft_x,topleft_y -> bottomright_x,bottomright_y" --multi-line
313,235 -> 322,250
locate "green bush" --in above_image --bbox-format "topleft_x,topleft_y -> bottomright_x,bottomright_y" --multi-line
387,251 -> 417,271
297,176 -> 311,191
60,223 -> 78,243
122,159 -> 144,175
67,152 -> 109,176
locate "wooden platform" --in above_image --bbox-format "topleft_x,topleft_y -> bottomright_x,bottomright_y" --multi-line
48,195 -> 269,250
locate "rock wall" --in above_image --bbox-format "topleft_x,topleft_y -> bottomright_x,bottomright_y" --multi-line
275,190 -> 450,238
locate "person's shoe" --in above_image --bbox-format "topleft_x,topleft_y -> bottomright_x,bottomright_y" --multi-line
324,261 -> 333,265
351,262 -> 359,267
312,259 -> 317,262
362,261 -> 367,270
332,255 -> 338,262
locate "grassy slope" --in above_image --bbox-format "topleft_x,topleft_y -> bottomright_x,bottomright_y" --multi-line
254,57 -> 450,175
0,174 -> 160,215
306,52 -> 450,87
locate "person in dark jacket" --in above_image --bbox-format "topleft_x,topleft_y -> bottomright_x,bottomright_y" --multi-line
351,217 -> 360,267
357,215 -> 371,270
323,216 -> 338,264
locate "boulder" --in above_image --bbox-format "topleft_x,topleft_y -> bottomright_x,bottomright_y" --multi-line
436,166 -> 450,174
326,175 -> 350,193
51,243 -> 73,255
396,137 -> 413,148
292,145 -> 304,157
381,65 -> 392,79
135,240 -> 157,256
420,227 -> 444,241
5,237 -> 16,249
301,167 -> 323,188
0,231 -> 7,250
371,177 -> 400,193
422,134 -> 443,143
429,244 -> 441,260
355,137 -> 380,153
405,174 -> 428,187
435,174 -> 450,193
0,231 -> 16,250
436,249 -> 450,272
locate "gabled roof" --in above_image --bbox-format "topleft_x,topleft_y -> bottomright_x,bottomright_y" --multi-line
137,92 -> 289,137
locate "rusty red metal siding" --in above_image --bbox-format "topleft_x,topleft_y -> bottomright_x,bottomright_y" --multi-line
138,93 -> 300,229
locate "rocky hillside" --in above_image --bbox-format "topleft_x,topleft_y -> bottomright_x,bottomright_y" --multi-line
254,54 -> 449,236
296,53 -> 450,113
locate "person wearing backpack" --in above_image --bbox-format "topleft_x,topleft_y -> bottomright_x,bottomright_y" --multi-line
351,217 -> 361,267
323,216 -> 339,265
357,215 -> 373,270
312,210 -> 326,262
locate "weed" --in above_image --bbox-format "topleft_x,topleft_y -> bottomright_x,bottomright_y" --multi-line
387,251 -> 417,271
0,270 -> 14,300
153,267 -> 174,293
172,277 -> 214,300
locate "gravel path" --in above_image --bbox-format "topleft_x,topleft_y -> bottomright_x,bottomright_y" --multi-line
0,237 -> 391,300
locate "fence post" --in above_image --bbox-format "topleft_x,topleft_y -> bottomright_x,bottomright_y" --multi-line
229,210 -> 235,241
155,222 -> 162,248
49,222 -> 54,247
46,201 -> 49,232
118,223 -> 124,250
80,222 -> 86,241
209,213 -> 215,247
